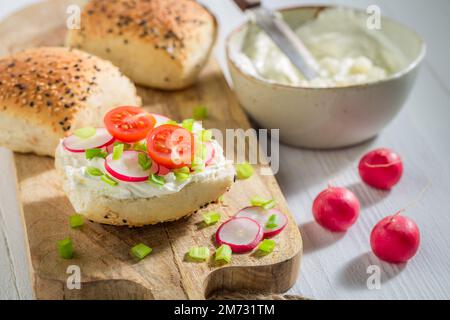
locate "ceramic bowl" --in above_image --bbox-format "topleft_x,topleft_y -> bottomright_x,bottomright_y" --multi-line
226,6 -> 426,149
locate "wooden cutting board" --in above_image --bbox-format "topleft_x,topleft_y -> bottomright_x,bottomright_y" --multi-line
0,0 -> 302,299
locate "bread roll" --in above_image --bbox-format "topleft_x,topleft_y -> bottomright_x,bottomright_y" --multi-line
55,157 -> 235,227
66,0 -> 217,90
0,47 -> 141,157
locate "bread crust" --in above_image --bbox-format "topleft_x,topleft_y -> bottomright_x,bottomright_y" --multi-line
56,157 -> 235,227
0,47 -> 141,156
66,0 -> 217,90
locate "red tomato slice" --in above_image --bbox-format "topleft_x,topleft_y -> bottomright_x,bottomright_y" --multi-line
147,124 -> 194,169
104,106 -> 156,143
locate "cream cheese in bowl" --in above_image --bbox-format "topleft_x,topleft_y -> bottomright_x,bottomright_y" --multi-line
226,6 -> 425,148
234,8 -> 409,88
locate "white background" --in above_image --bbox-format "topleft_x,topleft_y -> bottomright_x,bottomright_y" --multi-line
0,0 -> 449,299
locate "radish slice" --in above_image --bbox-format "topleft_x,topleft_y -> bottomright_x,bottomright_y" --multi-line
158,164 -> 171,176
205,142 -> 215,166
215,217 -> 264,253
105,151 -> 158,182
235,207 -> 288,238
63,128 -> 114,153
151,113 -> 171,127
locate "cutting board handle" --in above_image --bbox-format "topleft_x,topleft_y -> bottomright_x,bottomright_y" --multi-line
233,0 -> 261,11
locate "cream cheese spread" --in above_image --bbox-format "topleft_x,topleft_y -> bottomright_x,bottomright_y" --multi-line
234,8 -> 408,87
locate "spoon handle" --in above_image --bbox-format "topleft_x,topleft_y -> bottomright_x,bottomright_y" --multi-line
233,0 -> 261,11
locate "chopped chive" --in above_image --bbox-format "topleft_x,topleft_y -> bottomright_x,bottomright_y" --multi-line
203,211 -> 221,225
265,214 -> 278,229
215,244 -> 232,263
112,143 -> 124,160
182,119 -> 195,132
133,141 -> 147,152
130,243 -> 152,260
148,174 -> 165,186
258,239 -> 276,253
235,162 -> 254,180
101,174 -> 118,186
250,196 -> 276,210
201,129 -> 212,142
57,238 -> 73,259
193,105 -> 208,120
165,119 -> 178,125
138,153 -> 152,171
86,166 -> 103,177
85,148 -> 107,160
74,127 -> 96,139
188,247 -> 210,261
70,214 -> 84,229
218,195 -> 225,203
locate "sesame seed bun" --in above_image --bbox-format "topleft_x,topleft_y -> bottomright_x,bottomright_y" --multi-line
0,47 -> 141,157
66,0 -> 217,90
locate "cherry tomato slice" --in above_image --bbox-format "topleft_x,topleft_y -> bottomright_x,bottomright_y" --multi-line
104,106 -> 156,143
147,124 -> 194,169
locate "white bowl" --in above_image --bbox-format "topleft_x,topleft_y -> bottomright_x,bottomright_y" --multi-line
226,6 -> 426,149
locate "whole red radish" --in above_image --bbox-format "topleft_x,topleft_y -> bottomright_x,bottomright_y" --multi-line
359,148 -> 403,190
312,186 -> 360,232
371,213 -> 420,263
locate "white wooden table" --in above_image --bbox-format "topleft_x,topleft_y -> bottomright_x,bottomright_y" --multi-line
1,0 -> 449,300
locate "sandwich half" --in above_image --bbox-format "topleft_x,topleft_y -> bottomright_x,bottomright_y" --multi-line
55,107 -> 235,226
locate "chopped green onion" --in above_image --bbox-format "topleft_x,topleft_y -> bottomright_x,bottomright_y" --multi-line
182,119 -> 195,132
192,162 -> 205,173
101,174 -> 118,186
166,120 -> 178,125
215,244 -> 232,263
85,148 -> 107,160
193,105 -> 208,120
148,174 -> 165,186
235,162 -> 254,180
218,195 -> 225,203
201,129 -> 212,142
188,246 -> 210,261
112,143 -> 124,160
133,141 -> 147,152
130,243 -> 152,260
173,167 -> 190,182
175,172 -> 190,182
250,196 -> 276,210
262,199 -> 277,210
70,214 -> 84,228
203,211 -> 221,225
114,141 -> 131,149
138,153 -> 152,171
174,166 -> 190,174
57,238 -> 73,259
265,214 -> 278,229
258,239 -> 276,253
74,127 -> 96,139
86,166 -> 103,177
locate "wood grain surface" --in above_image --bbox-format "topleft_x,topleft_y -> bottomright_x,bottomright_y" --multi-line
0,0 -> 302,299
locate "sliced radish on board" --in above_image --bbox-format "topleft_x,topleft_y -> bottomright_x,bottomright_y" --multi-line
204,142 -> 215,166
235,207 -> 288,238
215,217 -> 264,253
151,113 -> 171,127
105,151 -> 158,182
63,128 -> 115,153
